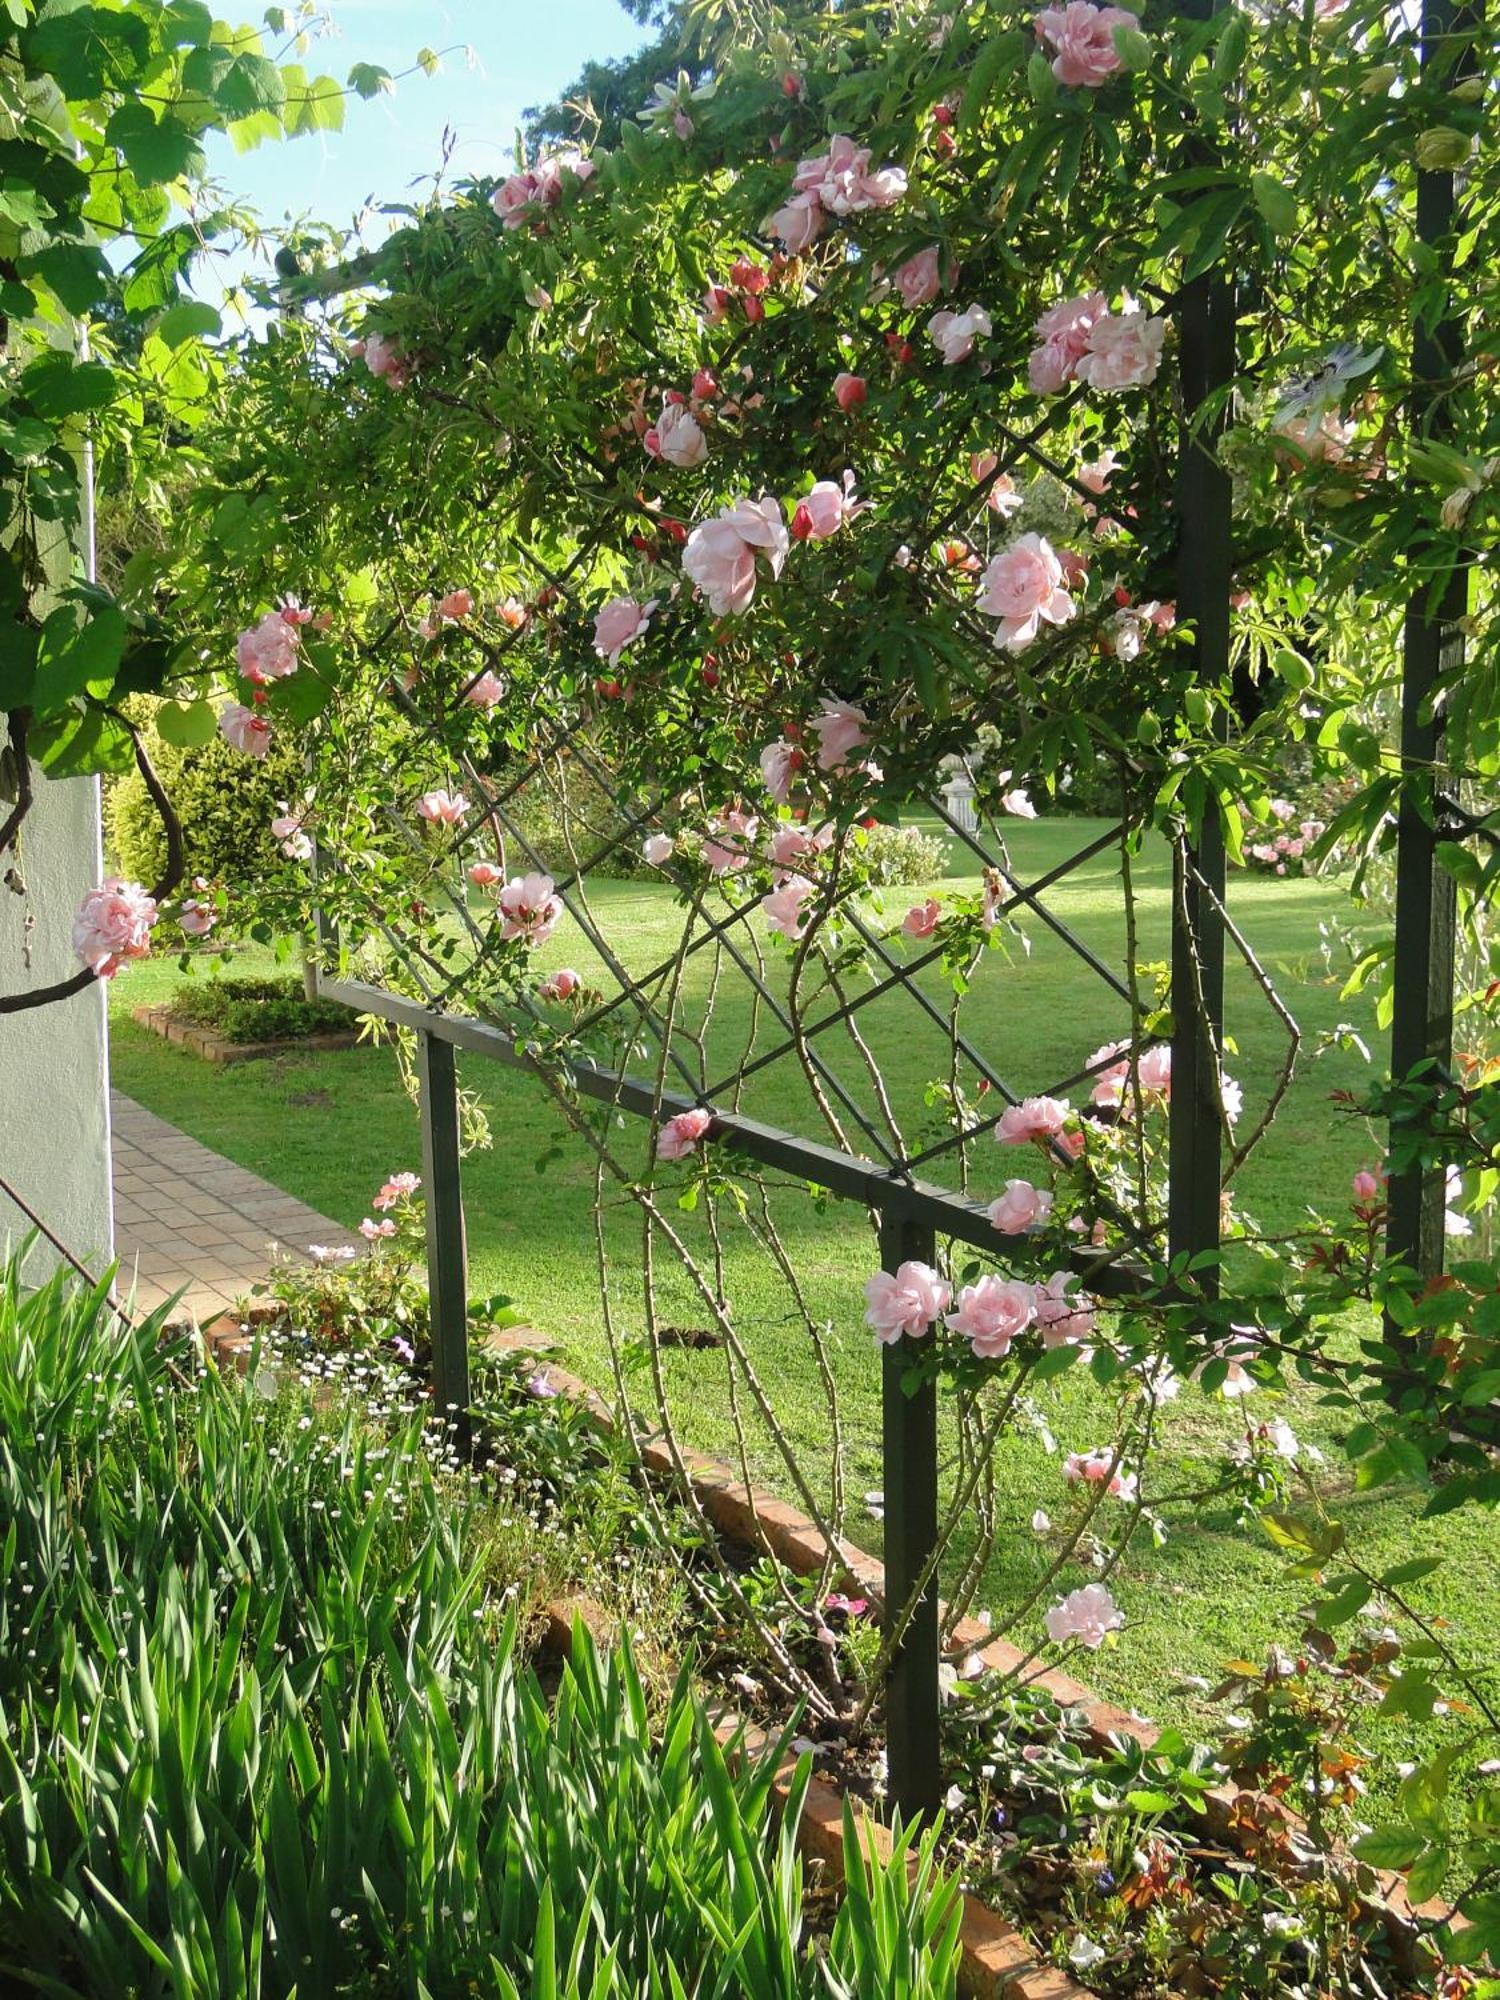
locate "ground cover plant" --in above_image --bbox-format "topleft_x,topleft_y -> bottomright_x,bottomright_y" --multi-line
0,1250 -> 967,1998
165,972 -> 353,1044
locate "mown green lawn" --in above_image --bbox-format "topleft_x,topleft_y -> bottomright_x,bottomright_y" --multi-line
109,817 -> 1497,1766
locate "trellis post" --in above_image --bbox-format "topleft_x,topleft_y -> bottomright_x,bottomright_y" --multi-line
1385,0 -> 1466,1317
879,1208 -> 942,1821
1168,0 -> 1235,1281
417,1029 -> 472,1459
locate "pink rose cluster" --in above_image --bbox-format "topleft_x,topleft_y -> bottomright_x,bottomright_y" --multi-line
769,133 -> 907,252
1087,1039 -> 1172,1111
976,534 -> 1077,651
1028,292 -> 1165,396
372,1171 -> 421,1211
73,878 -> 157,979
236,609 -> 301,685
682,496 -> 789,615
657,1106 -> 713,1161
863,1260 -> 1092,1361
491,148 -> 595,230
1034,0 -> 1138,87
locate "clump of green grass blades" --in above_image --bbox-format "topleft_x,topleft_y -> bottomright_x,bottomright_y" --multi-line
0,1255 -> 963,1998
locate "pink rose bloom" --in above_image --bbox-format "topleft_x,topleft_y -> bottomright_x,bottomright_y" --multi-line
903,898 -> 941,939
437,589 -> 473,621
277,597 -> 315,627
177,897 -> 216,937
1137,1043 -> 1172,1094
1078,449 -> 1119,495
1220,1073 -> 1243,1123
971,454 -> 1024,516
1035,1 -> 1136,85
863,1260 -> 952,1344
360,1216 -> 398,1241
997,1095 -> 1071,1145
771,823 -> 829,872
219,701 -> 272,758
1001,787 -> 1037,819
1064,1448 -> 1136,1500
465,670 -> 505,709
682,496 -> 789,616
894,246 -> 944,308
645,400 -> 708,468
1027,291 -> 1106,393
657,1106 -> 713,1160
792,134 -> 907,215
762,878 -> 815,940
468,861 -> 504,888
1278,410 -> 1355,464
792,472 -> 857,542
1044,1581 -> 1123,1649
1352,1168 -> 1383,1202
977,534 -> 1076,651
989,1178 -> 1054,1234
73,878 -> 157,979
272,803 -> 312,862
361,331 -> 411,388
1034,1271 -> 1095,1348
1076,308 -> 1166,391
767,192 -> 825,253
760,738 -> 800,804
643,833 -> 675,866
834,372 -> 867,411
703,807 -> 759,874
539,968 -> 581,1002
810,698 -> 870,773
499,871 -> 563,946
593,595 -> 657,665
372,1172 -> 421,1211
946,1276 -> 1035,1359
928,304 -> 991,366
1300,819 -> 1325,843
491,149 -> 592,228
416,790 -> 468,826
236,610 -> 299,684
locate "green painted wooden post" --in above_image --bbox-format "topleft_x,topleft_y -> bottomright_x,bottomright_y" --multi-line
880,1208 -> 941,1821
1385,0 -> 1467,1322
417,1030 -> 471,1458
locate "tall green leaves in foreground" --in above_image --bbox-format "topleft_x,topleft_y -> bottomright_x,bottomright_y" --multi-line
0,1253 -> 960,1998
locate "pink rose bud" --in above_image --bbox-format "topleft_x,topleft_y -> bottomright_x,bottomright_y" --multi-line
834,372 -> 867,411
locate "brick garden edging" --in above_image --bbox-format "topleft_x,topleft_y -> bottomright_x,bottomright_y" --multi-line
200,1313 -> 1443,1979
133,1004 -> 359,1065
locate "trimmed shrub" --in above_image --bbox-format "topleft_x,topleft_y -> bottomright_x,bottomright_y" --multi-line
169,975 -> 350,1044
107,714 -> 305,889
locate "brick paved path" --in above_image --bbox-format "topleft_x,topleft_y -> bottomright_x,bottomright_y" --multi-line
110,1091 -> 363,1322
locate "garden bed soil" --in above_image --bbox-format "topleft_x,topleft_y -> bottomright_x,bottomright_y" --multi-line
133,1003 -> 359,1065
197,1313 -> 1446,1993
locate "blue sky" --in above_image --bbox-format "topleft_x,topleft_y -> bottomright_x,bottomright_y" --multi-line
201,0 -> 652,297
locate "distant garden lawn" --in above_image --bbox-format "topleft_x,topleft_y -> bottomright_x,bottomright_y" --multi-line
108,816 -> 1499,1769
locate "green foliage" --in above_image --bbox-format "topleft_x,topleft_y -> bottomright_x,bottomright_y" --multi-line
0,1254 -> 961,1997
857,821 -> 952,887
107,715 -> 304,892
168,973 -> 349,1043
